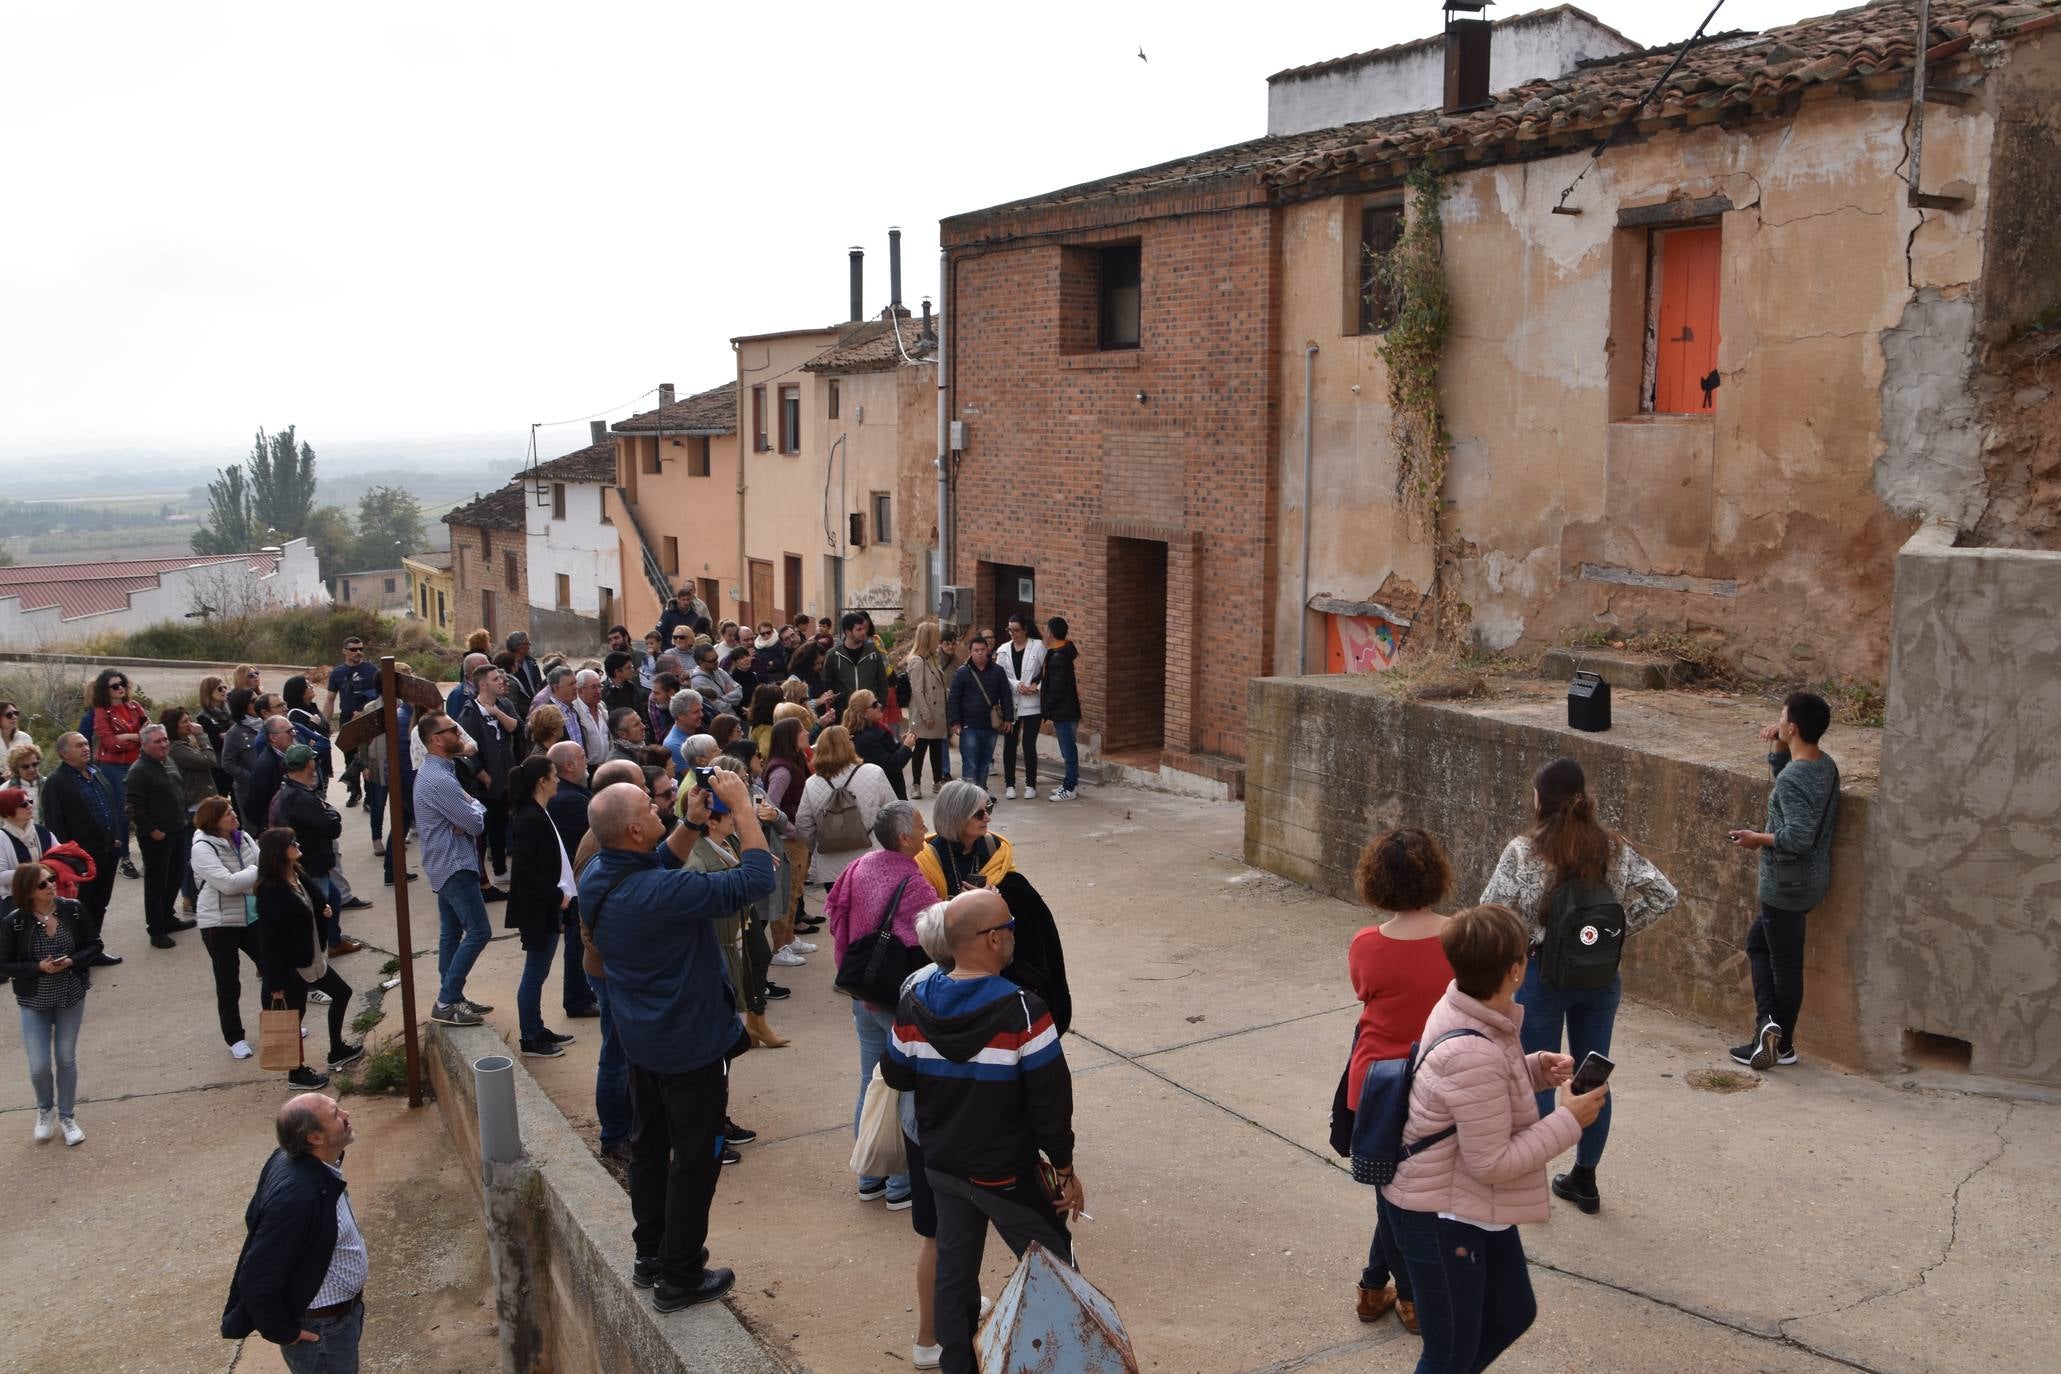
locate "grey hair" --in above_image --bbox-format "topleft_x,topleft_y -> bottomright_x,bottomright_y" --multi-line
264,715 -> 295,741
463,652 -> 490,672
668,691 -> 701,720
929,779 -> 988,848
56,731 -> 86,755
276,1098 -> 326,1157
872,800 -> 922,852
138,723 -> 168,744
915,901 -> 954,967
684,733 -> 717,763
575,668 -> 602,687
546,664 -> 575,688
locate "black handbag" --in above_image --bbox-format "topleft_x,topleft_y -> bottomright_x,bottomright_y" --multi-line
834,875 -> 924,1006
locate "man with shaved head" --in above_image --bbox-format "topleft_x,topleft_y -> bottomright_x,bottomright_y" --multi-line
222,1093 -> 367,1370
565,753 -> 644,1161
579,769 -> 775,1311
881,887 -> 1083,1374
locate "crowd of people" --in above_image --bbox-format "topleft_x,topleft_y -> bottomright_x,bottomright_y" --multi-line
0,598 -> 1843,1374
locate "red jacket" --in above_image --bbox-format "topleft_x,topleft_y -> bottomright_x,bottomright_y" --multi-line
92,702 -> 147,766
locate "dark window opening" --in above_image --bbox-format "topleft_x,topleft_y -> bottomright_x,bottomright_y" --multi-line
779,385 -> 801,453
1358,206 -> 1405,335
828,380 -> 841,420
752,385 -> 768,452
689,436 -> 711,477
640,438 -> 661,475
1098,244 -> 1141,350
503,549 -> 519,593
551,482 -> 566,520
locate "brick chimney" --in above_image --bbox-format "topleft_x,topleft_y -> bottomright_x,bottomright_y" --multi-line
658,383 -> 675,407
1444,2 -> 1492,113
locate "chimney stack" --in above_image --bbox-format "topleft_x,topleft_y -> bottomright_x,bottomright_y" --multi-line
1443,1 -> 1492,113
849,247 -> 865,323
658,382 -> 676,407
888,226 -> 904,310
590,419 -> 607,446
919,296 -> 935,348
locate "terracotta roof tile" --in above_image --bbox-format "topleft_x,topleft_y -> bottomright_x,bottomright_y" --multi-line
0,552 -> 281,621
612,382 -> 736,435
524,436 -> 616,485
441,484 -> 527,534
801,313 -> 936,374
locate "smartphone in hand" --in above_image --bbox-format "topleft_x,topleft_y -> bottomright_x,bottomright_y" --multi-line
1570,1051 -> 1616,1095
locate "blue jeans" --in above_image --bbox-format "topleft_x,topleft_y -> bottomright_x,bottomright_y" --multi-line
100,761 -> 132,856
1388,1206 -> 1537,1374
307,874 -> 342,949
1516,963 -> 1619,1168
1051,719 -> 1079,792
588,971 -> 632,1147
851,1000 -> 910,1198
958,728 -> 998,793
1360,1194 -> 1413,1299
561,914 -> 595,1012
517,930 -> 561,1041
20,998 -> 86,1116
435,876 -> 491,1007
279,1295 -> 363,1374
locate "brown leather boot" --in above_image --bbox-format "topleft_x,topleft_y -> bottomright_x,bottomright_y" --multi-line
1396,1298 -> 1420,1334
744,1012 -> 789,1048
1356,1283 -> 1397,1323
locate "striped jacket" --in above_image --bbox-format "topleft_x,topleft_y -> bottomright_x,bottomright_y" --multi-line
881,969 -> 1074,1182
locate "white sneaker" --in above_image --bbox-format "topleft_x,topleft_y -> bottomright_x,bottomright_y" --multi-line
771,946 -> 806,967
33,1109 -> 54,1142
308,989 -> 331,1004
788,937 -> 818,954
912,1343 -> 942,1370
59,1116 -> 85,1146
1005,786 -> 1017,799
910,784 -> 924,799
230,1039 -> 254,1060
1049,787 -> 1077,801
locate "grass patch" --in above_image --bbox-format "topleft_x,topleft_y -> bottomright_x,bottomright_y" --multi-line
82,605 -> 463,677
1564,627 -> 1739,686
1687,1067 -> 1761,1093
378,956 -> 401,977
1818,678 -> 1887,729
350,1004 -> 387,1037
336,1036 -> 411,1096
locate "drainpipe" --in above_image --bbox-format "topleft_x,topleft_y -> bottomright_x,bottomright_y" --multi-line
1299,343 -> 1319,674
935,247 -> 952,616
734,343 -> 746,625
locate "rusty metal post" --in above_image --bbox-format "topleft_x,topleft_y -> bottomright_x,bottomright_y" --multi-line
379,656 -> 425,1108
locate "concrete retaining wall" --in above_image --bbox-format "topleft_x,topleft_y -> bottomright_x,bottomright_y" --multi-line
1244,677 -> 1878,1070
425,1023 -> 785,1373
1874,523 -> 2061,1084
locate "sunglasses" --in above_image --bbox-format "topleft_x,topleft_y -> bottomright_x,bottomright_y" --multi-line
35,878 -> 55,890
973,805 -> 992,819
433,724 -> 460,738
1,708 -> 18,718
110,682 -> 128,691
977,918 -> 1016,936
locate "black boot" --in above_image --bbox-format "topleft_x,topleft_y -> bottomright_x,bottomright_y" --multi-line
1551,1165 -> 1601,1214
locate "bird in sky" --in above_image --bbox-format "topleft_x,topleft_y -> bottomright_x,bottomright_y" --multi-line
1137,45 -> 1148,62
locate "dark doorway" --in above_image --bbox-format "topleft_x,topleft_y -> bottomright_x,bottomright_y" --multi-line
479,589 -> 499,644
990,563 -> 1035,642
784,554 -> 804,625
1101,538 -> 1166,754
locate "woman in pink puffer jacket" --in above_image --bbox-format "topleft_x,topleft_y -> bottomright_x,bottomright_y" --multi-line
1381,904 -> 1608,1372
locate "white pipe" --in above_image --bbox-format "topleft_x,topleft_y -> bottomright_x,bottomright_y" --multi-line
1299,343 -> 1319,673
935,247 -> 951,619
474,1053 -> 520,1164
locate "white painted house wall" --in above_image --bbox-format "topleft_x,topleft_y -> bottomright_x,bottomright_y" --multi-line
0,537 -> 328,649
525,479 -> 618,615
1266,9 -> 1638,136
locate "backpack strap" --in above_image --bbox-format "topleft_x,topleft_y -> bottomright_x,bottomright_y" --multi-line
583,865 -> 641,942
1400,1028 -> 1489,1159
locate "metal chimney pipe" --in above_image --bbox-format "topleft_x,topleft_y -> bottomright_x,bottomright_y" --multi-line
849,247 -> 865,323
590,419 -> 606,445
888,226 -> 904,310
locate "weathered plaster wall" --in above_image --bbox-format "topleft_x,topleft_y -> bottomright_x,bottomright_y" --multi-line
739,331 -> 840,623
1274,89 -> 1998,683
1872,523 -> 2061,1086
525,478 -> 617,619
822,361 -> 934,620
1246,675 -> 1881,1069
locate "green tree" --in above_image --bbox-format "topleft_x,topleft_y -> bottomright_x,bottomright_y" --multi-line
191,463 -> 257,554
249,426 -> 318,537
304,504 -> 357,582
353,485 -> 426,570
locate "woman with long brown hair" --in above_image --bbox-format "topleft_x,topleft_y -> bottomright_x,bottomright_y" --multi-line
2,861 -> 104,1144
1478,756 -> 1677,1215
253,827 -> 358,1088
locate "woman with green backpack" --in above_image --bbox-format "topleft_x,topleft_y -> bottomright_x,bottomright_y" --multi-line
1478,757 -> 1677,1215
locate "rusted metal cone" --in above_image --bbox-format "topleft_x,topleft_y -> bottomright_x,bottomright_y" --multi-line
976,1241 -> 1138,1373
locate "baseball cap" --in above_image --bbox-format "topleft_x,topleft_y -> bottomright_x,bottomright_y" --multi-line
284,743 -> 316,768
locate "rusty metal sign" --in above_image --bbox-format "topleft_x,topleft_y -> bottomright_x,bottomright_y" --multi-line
976,1242 -> 1137,1373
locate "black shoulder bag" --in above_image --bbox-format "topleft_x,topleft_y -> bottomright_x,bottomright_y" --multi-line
834,875 -> 924,1007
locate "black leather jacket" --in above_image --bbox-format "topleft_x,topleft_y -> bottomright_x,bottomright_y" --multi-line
0,898 -> 103,999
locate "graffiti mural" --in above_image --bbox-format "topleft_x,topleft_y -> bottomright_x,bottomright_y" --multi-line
1326,614 -> 1405,674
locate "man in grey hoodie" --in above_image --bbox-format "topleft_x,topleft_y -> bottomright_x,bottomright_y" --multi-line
1727,691 -> 1838,1070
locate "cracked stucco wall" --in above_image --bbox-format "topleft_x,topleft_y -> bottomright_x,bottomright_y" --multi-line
1273,82 -> 1999,682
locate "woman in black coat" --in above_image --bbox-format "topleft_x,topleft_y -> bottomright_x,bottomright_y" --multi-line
506,755 -> 576,1059
252,827 -> 355,1088
2,862 -> 103,1143
844,690 -> 915,800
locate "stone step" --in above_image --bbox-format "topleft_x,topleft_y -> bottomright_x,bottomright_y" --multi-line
1539,645 -> 1682,690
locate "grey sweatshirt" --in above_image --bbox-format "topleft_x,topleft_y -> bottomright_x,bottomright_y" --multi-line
1759,751 -> 1839,911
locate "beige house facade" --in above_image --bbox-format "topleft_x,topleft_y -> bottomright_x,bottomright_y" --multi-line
610,383 -> 741,635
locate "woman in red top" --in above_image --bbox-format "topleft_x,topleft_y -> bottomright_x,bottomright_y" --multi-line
87,670 -> 147,878
1345,827 -> 1455,1337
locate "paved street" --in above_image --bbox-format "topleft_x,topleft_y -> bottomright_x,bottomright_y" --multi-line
5,717 -> 2056,1374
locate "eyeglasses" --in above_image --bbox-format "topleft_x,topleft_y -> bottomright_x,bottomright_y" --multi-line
976,918 -> 1016,936
973,806 -> 992,819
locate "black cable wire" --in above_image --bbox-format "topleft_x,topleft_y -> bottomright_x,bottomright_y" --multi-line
1556,0 -> 1728,211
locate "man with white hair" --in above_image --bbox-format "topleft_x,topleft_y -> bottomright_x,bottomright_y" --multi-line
660,691 -> 705,775
241,715 -> 298,840
38,731 -> 123,962
579,773 -> 774,1311
570,669 -> 609,768
542,741 -> 601,1023
444,652 -> 491,718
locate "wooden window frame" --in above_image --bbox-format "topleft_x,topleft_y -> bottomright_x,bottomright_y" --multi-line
503,548 -> 520,594
555,573 -> 571,610
778,384 -> 801,454
752,385 -> 769,452
1355,201 -> 1406,336
551,482 -> 566,520
870,490 -> 892,546
662,535 -> 681,576
688,436 -> 711,478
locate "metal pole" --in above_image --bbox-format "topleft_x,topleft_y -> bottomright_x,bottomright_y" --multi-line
935,247 -> 952,615
379,656 -> 424,1108
1299,344 -> 1319,673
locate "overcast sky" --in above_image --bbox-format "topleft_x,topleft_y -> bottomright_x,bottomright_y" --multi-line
2,0 -> 1807,466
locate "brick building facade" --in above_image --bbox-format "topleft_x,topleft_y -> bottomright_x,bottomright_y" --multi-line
442,484 -> 530,646
942,187 -> 1280,791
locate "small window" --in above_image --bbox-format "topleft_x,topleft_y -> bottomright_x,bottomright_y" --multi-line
752,385 -> 768,452
871,491 -> 893,546
779,385 -> 801,453
848,511 -> 867,548
383,577 -> 396,594
1098,244 -> 1141,350
555,573 -> 571,609
640,438 -> 661,475
662,535 -> 680,575
479,529 -> 490,557
551,482 -> 566,520
1358,205 -> 1405,335
341,581 -> 352,602
436,590 -> 446,625
828,380 -> 841,420
503,549 -> 520,593
688,436 -> 711,478
598,586 -> 614,625
1647,225 -> 1722,414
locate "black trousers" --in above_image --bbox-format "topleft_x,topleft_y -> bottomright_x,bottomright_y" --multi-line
276,967 -> 353,1060
479,795 -> 510,876
1003,715 -> 1042,789
628,1056 -> 728,1285
930,1169 -> 1074,1374
909,737 -> 950,787
75,858 -> 118,946
139,826 -> 190,937
202,925 -> 261,1044
1746,901 -> 1809,1048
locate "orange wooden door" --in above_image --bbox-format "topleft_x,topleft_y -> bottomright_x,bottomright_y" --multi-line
1654,226 -> 1721,413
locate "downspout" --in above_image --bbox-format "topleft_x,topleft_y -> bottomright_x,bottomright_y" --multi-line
734,342 -> 746,623
1299,342 -> 1319,674
935,246 -> 951,617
